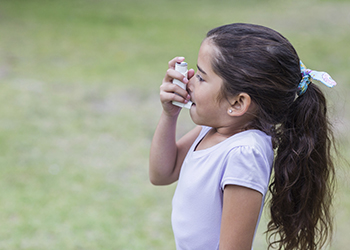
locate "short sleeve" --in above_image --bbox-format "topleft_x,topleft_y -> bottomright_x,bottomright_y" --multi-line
220,145 -> 272,196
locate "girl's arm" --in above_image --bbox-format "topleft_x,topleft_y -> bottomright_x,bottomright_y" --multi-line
149,57 -> 199,185
219,185 -> 263,250
149,120 -> 201,185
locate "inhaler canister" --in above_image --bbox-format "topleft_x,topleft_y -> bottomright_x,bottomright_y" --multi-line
172,62 -> 193,109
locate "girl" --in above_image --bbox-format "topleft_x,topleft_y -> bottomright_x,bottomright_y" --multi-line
149,23 -> 337,250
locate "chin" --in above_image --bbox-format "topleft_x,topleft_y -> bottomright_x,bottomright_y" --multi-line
189,114 -> 207,127
189,111 -> 199,125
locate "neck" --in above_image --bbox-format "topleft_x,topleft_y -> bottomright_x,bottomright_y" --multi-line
213,126 -> 243,138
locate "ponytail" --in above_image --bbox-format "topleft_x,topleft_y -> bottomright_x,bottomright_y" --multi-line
268,83 -> 335,250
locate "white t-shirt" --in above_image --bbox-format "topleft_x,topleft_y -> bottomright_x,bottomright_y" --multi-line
171,126 -> 274,250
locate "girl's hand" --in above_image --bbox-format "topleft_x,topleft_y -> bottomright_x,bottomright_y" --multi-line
160,57 -> 195,117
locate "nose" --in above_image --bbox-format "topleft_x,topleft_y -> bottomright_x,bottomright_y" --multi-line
187,76 -> 194,93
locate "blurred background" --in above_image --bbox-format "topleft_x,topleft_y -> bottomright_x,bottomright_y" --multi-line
0,0 -> 349,249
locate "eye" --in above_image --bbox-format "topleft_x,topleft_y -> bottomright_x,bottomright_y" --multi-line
196,74 -> 205,82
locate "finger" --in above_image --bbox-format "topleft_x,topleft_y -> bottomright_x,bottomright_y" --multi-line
168,56 -> 185,70
164,68 -> 188,84
160,81 -> 189,99
160,84 -> 190,104
160,91 -> 189,104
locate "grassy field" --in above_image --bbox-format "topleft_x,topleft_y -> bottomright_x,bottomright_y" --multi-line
0,0 -> 349,249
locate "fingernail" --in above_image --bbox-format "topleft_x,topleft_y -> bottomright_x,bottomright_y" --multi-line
183,77 -> 188,83
178,57 -> 185,61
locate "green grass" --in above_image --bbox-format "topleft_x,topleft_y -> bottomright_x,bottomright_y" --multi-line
0,0 -> 349,249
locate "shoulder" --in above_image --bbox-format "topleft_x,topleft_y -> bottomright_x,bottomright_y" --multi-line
230,129 -> 272,149
221,130 -> 274,195
221,129 -> 273,161
227,129 -> 274,164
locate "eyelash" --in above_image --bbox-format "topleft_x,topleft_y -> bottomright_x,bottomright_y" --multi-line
196,74 -> 205,82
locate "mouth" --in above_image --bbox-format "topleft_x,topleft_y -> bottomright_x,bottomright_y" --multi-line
188,94 -> 195,108
183,100 -> 194,109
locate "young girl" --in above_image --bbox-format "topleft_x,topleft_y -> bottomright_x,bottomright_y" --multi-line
149,23 -> 337,250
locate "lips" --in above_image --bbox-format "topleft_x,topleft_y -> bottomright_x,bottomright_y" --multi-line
190,97 -> 195,106
188,93 -> 195,107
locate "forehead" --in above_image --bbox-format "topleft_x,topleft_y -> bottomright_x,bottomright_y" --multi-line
198,39 -> 216,64
197,39 -> 223,80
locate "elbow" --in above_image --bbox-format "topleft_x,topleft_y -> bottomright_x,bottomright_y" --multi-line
149,175 -> 166,186
149,171 -> 162,186
149,161 -> 177,185
149,172 -> 174,186
149,175 -> 160,186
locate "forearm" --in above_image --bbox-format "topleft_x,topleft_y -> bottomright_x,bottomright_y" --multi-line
149,111 -> 180,185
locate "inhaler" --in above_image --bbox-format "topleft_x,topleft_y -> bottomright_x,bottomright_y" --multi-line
172,62 -> 193,109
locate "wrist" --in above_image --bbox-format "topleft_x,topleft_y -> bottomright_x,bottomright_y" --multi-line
162,109 -> 180,120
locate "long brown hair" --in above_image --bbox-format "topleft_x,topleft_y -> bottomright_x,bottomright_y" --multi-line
207,23 -> 335,250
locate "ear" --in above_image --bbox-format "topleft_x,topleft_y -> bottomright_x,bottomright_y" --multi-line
227,93 -> 251,117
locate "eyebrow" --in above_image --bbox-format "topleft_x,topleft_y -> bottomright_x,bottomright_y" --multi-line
196,64 -> 207,75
